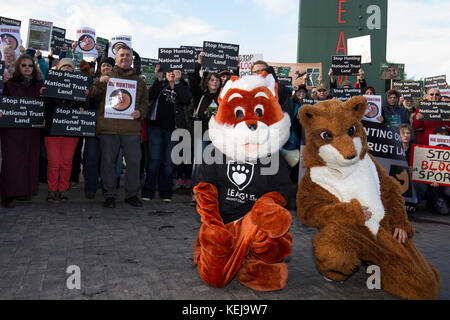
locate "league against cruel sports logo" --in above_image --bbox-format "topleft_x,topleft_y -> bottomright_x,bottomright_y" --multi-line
227,161 -> 254,191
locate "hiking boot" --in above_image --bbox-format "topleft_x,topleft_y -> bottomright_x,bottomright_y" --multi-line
1,197 -> 15,208
47,191 -> 58,202
59,191 -> 68,201
125,196 -> 143,207
104,197 -> 116,208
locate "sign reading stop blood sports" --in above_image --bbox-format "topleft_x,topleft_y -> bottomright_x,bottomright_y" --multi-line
411,144 -> 450,187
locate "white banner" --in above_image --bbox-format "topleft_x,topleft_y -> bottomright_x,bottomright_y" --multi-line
108,35 -> 132,59
75,27 -> 97,57
0,25 -> 21,58
239,53 -> 263,78
363,95 -> 382,123
104,78 -> 136,120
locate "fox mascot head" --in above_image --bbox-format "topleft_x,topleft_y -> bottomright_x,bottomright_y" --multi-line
208,71 -> 291,162
298,96 -> 370,170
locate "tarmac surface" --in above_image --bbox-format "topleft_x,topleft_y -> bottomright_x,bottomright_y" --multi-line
0,181 -> 449,300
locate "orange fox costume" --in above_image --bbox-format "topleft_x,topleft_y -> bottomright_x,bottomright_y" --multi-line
296,96 -> 440,299
193,72 -> 293,291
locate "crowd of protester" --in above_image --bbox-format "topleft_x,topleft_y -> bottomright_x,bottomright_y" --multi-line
0,40 -> 449,216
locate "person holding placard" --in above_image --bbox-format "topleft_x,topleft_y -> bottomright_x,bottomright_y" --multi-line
41,58 -> 88,202
382,89 -> 410,126
2,45 -> 16,82
142,66 -> 191,202
412,88 -> 447,145
188,54 -> 222,200
0,54 -> 43,208
90,44 -> 149,208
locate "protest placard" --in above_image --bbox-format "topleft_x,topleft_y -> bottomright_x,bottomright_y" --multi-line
380,63 -> 404,80
202,41 -> 239,72
180,45 -> 202,60
0,62 -> 4,95
440,88 -> 450,101
411,144 -> 450,186
0,16 -> 21,27
392,80 -> 422,100
424,75 -> 447,90
429,134 -> 450,147
75,27 -> 97,57
0,96 -> 44,128
96,37 -> 109,55
50,26 -> 65,55
65,48 -> 83,72
347,35 -> 371,64
268,62 -> 322,89
331,55 -> 361,75
418,101 -> 450,121
278,76 -> 292,87
26,19 -> 53,51
50,108 -> 96,137
0,24 -> 21,57
239,53 -> 263,78
43,69 -> 89,101
332,88 -> 362,102
363,120 -> 416,203
158,47 -> 196,73
104,78 -> 136,120
108,35 -> 132,59
362,95 -> 382,123
140,58 -> 158,86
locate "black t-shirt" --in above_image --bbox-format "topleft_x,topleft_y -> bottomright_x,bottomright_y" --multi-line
197,151 -> 292,224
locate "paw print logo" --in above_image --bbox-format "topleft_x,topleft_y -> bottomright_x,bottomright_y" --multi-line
227,161 -> 254,191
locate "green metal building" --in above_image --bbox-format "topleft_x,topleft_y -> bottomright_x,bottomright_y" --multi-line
297,0 -> 388,94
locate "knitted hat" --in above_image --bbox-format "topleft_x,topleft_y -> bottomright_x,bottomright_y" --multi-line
56,58 -> 75,71
316,82 -> 328,91
101,57 -> 115,67
341,80 -> 352,87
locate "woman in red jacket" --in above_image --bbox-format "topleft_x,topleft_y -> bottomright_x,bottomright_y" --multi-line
0,54 -> 43,208
412,88 -> 447,145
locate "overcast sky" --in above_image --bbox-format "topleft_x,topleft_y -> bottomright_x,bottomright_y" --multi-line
1,0 -> 448,81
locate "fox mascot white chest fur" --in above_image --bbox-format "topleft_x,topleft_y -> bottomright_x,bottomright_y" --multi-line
296,96 -> 440,300
193,71 -> 294,291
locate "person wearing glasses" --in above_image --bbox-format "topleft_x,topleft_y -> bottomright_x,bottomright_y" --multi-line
412,88 -> 446,145
0,54 -> 44,208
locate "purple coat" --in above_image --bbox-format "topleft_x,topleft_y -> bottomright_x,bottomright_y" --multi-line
0,78 -> 43,198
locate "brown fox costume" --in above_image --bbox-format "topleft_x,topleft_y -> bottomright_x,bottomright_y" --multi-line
193,72 -> 293,291
296,96 -> 440,299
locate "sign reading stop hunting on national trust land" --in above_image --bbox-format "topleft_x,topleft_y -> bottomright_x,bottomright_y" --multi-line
43,69 -> 89,101
418,101 -> 450,121
331,55 -> 361,75
202,41 -> 239,72
50,108 -> 96,137
411,144 -> 450,187
0,96 -> 44,128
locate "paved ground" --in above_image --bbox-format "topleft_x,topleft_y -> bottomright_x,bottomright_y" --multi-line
0,182 -> 449,300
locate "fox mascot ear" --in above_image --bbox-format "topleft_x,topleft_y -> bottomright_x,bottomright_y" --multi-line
343,96 -> 368,121
298,104 -> 319,128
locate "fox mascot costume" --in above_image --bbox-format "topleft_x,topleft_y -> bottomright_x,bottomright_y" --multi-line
193,72 -> 293,291
297,96 -> 440,299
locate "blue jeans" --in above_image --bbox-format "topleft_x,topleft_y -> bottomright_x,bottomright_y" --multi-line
83,137 -> 101,194
142,125 -> 175,199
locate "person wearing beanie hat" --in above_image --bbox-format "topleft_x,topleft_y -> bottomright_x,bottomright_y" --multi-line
316,82 -> 331,100
42,56 -> 88,202
82,56 -> 116,199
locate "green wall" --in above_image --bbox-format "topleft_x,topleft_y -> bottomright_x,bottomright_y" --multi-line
297,0 -> 388,95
